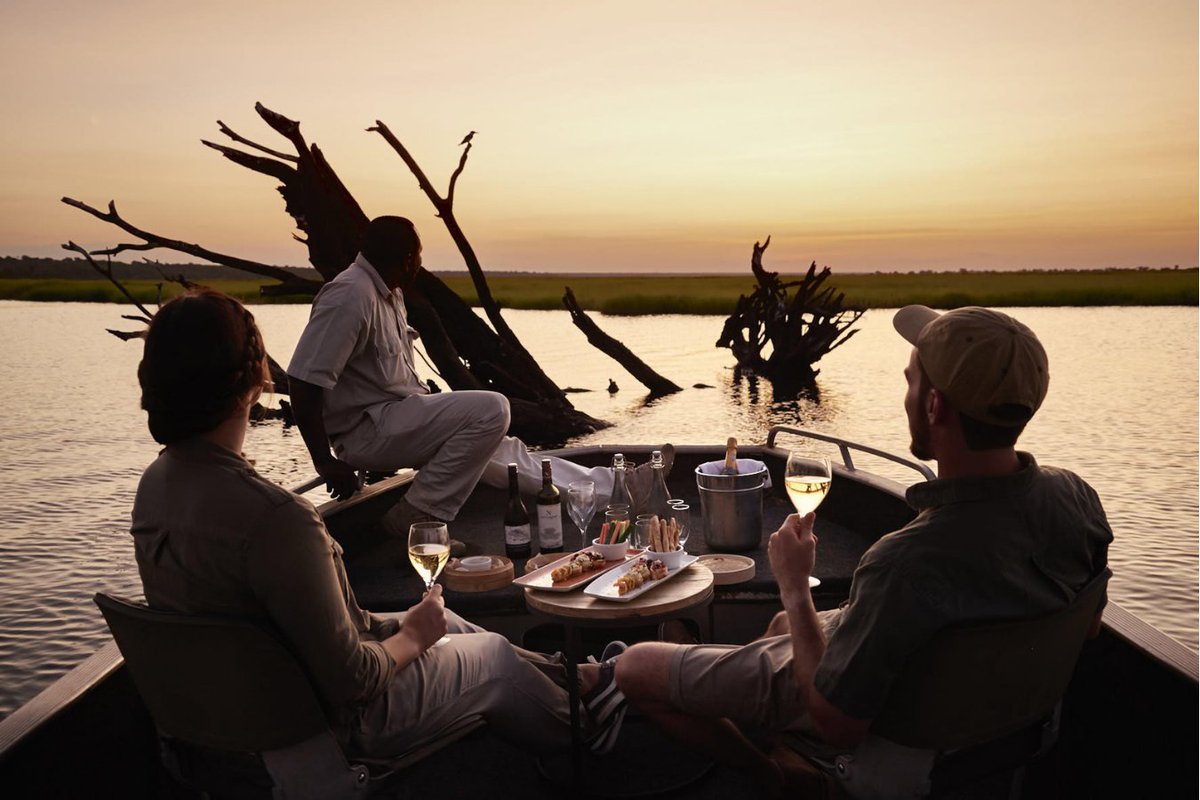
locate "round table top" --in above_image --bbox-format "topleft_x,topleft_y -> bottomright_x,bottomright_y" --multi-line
524,564 -> 714,624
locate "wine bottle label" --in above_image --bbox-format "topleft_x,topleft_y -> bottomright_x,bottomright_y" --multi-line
537,505 -> 563,548
505,524 -> 531,546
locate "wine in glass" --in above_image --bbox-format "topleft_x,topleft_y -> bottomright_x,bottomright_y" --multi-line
784,452 -> 833,516
567,480 -> 597,551
407,521 -> 451,647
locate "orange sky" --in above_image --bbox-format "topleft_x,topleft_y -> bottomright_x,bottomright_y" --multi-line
0,1 -> 1195,273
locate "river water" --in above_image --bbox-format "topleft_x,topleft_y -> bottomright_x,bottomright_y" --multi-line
0,301 -> 1196,718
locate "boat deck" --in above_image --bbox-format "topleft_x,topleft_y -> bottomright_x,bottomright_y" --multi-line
329,445 -> 913,648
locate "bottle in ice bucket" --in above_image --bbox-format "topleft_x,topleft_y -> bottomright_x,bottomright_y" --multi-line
504,463 -> 531,559
536,458 -> 564,553
609,453 -> 631,511
723,437 -> 739,475
640,449 -> 672,520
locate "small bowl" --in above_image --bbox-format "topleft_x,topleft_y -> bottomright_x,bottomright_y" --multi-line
458,556 -> 494,572
590,538 -> 633,562
647,546 -> 685,571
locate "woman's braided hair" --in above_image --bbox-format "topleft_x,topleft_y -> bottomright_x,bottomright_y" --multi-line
138,289 -> 269,444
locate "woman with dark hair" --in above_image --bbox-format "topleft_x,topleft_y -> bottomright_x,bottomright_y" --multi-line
130,289 -> 627,761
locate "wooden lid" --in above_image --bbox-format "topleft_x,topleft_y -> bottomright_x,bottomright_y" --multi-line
443,556 -> 514,593
695,554 -> 755,585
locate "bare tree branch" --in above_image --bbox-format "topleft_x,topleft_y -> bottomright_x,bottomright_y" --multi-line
446,142 -> 471,208
563,287 -> 682,396
216,120 -> 298,162
60,197 -> 321,292
62,241 -> 155,320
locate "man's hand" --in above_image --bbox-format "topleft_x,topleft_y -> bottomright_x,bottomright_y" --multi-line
316,456 -> 362,501
399,585 -> 448,651
768,512 -> 818,604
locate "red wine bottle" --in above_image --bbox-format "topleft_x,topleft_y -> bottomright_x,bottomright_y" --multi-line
536,459 -> 564,553
504,463 -> 532,559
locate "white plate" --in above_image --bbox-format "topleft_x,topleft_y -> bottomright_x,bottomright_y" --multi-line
513,548 -> 639,592
584,554 -> 699,602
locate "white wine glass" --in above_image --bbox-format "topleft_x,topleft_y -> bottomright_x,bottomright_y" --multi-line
407,521 -> 451,647
567,480 -> 597,551
784,452 -> 833,516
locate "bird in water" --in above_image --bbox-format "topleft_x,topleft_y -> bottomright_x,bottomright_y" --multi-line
607,379 -> 619,394
460,130 -> 477,146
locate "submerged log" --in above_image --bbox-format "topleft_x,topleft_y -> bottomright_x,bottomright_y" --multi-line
561,287 -> 681,397
717,238 -> 864,393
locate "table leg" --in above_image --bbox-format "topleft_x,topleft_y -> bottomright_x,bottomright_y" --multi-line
565,623 -> 583,783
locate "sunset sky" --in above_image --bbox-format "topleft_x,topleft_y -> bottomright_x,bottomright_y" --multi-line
0,1 -> 1195,274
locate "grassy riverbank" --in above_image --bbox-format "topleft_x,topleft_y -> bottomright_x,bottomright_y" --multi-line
1,268 -> 1194,313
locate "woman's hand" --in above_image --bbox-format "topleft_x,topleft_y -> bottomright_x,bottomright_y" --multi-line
767,512 -> 818,605
400,584 -> 448,650
383,585 -> 448,668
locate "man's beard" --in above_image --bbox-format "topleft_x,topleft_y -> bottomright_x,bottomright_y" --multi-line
909,414 -> 933,462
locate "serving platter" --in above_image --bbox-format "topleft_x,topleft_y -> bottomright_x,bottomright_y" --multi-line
584,554 -> 700,602
513,548 -> 641,592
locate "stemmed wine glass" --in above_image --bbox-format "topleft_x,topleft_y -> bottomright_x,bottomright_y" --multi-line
407,521 -> 451,647
667,500 -> 691,552
784,452 -> 833,516
567,480 -> 597,551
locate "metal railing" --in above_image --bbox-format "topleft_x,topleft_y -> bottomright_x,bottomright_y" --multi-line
765,426 -> 935,481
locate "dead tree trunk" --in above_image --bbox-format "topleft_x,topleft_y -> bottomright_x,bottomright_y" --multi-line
717,237 -> 864,394
63,102 -> 606,443
561,287 -> 681,396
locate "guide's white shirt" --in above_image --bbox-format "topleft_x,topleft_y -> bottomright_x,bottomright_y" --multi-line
287,254 -> 427,438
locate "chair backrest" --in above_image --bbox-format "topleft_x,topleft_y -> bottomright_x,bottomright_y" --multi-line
870,570 -> 1109,751
94,592 -> 331,752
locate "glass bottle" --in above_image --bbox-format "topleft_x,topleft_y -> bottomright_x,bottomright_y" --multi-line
642,449 -> 672,520
536,458 -> 564,553
504,463 -> 531,559
609,453 -> 631,511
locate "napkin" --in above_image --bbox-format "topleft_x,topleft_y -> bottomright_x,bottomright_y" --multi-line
697,459 -> 772,488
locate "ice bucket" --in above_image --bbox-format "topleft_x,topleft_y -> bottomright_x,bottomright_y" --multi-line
695,461 -> 769,552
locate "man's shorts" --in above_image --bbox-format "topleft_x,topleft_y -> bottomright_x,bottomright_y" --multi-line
665,608 -> 843,731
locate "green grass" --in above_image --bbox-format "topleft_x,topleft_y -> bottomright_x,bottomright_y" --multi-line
1,269 -> 1194,313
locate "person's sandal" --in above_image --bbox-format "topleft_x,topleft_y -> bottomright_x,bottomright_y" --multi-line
582,641 -> 629,755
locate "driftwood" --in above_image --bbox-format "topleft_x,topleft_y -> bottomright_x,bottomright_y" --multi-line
561,287 -> 681,396
717,237 -> 863,393
63,103 -> 607,443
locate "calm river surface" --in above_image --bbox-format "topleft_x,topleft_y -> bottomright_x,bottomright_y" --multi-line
0,301 -> 1196,718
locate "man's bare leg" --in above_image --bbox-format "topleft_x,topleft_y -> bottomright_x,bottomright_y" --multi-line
616,642 -> 784,797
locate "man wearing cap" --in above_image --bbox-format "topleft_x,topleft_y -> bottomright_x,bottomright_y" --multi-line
616,305 -> 1112,796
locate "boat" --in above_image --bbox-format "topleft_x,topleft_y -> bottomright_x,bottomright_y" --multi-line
0,427 -> 1195,798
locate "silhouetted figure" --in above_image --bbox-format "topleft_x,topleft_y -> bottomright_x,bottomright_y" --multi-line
607,379 -> 619,394
460,130 -> 476,146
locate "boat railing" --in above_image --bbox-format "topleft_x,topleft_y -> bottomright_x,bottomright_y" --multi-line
765,426 -> 935,481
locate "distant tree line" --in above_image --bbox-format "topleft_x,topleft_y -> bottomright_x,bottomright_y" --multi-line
0,256 -> 321,282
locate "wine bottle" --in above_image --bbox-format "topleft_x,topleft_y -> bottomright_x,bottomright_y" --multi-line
609,453 -> 631,510
723,437 -> 739,474
643,449 -> 672,520
536,458 -> 564,553
504,463 -> 532,559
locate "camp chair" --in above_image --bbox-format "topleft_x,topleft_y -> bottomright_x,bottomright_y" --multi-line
94,593 -> 483,799
794,569 -> 1110,799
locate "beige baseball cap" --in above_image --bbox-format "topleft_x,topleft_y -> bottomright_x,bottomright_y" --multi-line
893,305 -> 1049,427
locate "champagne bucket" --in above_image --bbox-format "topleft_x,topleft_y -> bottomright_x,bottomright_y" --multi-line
695,462 -> 768,552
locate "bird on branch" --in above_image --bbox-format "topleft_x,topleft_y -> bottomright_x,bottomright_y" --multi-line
460,130 -> 477,146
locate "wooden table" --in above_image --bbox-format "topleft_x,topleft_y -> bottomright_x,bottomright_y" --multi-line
525,564 -> 715,793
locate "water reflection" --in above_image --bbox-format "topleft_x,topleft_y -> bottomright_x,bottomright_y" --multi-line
0,302 -> 1195,721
